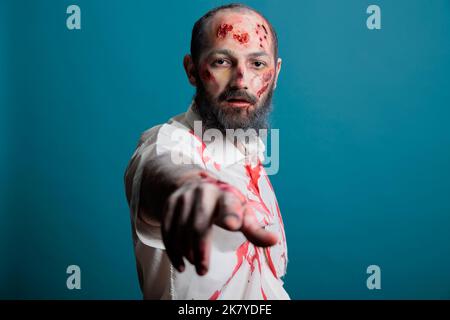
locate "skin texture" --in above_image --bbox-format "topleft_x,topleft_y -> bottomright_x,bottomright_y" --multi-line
126,9 -> 283,276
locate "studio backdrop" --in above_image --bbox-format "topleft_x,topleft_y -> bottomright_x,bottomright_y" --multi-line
1,0 -> 450,299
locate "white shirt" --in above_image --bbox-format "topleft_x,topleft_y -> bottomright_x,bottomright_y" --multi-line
126,104 -> 289,300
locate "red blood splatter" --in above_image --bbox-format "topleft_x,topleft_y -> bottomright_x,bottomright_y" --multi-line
256,71 -> 273,98
255,247 -> 262,273
245,246 -> 264,275
200,162 -> 285,298
274,201 -> 285,240
199,172 -> 247,204
248,246 -> 263,275
247,250 -> 257,274
245,163 -> 261,194
256,24 -> 267,48
213,162 -> 221,171
209,290 -> 220,300
227,241 -> 250,285
257,83 -> 269,97
245,162 -> 280,279
233,32 -> 250,44
188,129 -> 210,164
261,24 -> 268,35
262,167 -> 286,243
202,69 -> 215,83
217,23 -> 233,38
245,162 -> 272,218
208,240 -> 251,299
246,199 -> 270,219
261,287 -> 267,300
264,246 -> 278,278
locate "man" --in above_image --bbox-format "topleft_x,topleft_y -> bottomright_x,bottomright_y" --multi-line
124,3 -> 288,300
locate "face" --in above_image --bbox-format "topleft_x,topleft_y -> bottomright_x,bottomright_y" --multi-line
184,10 -> 282,131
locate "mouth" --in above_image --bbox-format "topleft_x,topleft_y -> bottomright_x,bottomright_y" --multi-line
224,98 -> 254,108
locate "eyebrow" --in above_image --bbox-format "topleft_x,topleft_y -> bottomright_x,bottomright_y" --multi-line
247,51 -> 269,59
206,49 -> 235,58
206,49 -> 269,59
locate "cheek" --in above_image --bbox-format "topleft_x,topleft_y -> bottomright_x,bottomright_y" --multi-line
263,70 -> 274,82
257,83 -> 269,98
201,69 -> 215,83
252,69 -> 274,98
250,74 -> 264,91
199,66 -> 230,94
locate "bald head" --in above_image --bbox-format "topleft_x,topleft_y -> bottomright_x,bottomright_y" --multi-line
190,4 -> 278,66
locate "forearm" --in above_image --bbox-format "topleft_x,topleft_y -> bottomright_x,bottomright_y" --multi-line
138,154 -> 210,223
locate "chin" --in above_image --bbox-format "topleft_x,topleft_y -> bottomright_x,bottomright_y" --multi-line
220,107 -> 262,129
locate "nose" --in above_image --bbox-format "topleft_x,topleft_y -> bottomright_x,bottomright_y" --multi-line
229,64 -> 249,90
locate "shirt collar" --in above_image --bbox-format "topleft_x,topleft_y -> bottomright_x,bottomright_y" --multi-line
183,102 -> 266,168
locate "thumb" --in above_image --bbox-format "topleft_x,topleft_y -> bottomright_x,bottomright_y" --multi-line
214,191 -> 245,231
240,207 -> 278,247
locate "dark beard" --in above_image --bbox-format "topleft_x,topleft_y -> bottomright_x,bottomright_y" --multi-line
193,77 -> 274,133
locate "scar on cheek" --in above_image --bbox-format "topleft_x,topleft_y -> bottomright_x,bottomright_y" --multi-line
217,23 -> 233,38
233,32 -> 249,44
257,71 -> 273,97
257,83 -> 269,97
202,69 -> 215,82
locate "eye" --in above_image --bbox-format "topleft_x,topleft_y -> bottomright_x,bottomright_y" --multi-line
252,61 -> 267,69
212,58 -> 231,67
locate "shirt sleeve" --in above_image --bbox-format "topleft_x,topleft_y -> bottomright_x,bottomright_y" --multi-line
125,121 -> 207,250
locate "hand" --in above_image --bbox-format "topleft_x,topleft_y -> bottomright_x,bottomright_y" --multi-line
161,175 -> 278,276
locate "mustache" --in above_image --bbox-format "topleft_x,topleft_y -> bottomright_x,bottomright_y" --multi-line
218,89 -> 258,104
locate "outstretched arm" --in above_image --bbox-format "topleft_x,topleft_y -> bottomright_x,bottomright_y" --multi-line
124,152 -> 277,276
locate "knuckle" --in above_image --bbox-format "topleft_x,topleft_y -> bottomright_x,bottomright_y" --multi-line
195,202 -> 205,214
192,224 -> 208,238
202,182 -> 218,193
166,193 -> 179,209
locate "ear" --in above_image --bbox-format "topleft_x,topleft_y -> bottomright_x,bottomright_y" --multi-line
273,58 -> 282,90
183,54 -> 197,87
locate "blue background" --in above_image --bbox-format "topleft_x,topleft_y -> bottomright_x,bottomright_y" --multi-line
1,0 -> 450,299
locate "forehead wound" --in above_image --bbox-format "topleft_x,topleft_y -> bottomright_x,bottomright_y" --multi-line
209,12 -> 272,49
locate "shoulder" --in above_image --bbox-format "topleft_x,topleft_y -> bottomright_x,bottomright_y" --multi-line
135,111 -> 188,148
135,112 -> 204,163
